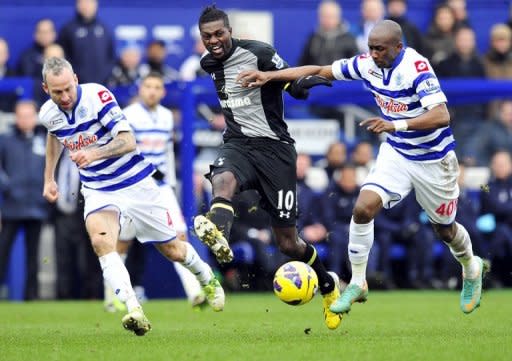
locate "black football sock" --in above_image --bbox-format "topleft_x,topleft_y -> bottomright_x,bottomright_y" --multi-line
207,197 -> 234,240
299,242 -> 334,294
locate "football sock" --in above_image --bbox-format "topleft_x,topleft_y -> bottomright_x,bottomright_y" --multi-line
181,242 -> 213,287
445,223 -> 479,278
348,218 -> 374,287
99,252 -> 140,312
300,243 -> 334,295
208,197 -> 234,240
174,261 -> 203,303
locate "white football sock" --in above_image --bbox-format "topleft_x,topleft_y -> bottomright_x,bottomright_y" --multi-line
174,262 -> 204,303
181,242 -> 213,287
445,223 -> 479,278
348,218 -> 374,287
99,252 -> 140,312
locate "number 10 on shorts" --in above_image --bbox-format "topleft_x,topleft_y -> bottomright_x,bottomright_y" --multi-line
277,189 -> 294,219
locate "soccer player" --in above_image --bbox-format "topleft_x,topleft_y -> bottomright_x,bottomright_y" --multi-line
237,20 -> 489,316
39,57 -> 224,336
193,6 -> 343,330
119,72 -> 205,309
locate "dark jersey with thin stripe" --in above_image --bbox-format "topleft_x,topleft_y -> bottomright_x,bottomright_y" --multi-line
200,38 -> 294,144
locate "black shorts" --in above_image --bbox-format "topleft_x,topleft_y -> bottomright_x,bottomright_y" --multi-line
208,138 -> 297,227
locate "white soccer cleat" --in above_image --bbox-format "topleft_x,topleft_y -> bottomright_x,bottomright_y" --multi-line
194,215 -> 234,263
121,307 -> 151,336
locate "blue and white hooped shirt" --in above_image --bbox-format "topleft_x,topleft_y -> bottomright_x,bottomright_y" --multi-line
123,102 -> 176,187
39,83 -> 154,191
332,47 -> 455,162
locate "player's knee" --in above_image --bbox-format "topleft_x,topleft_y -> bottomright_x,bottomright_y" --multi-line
156,240 -> 185,262
89,234 -> 116,256
432,223 -> 457,243
352,202 -> 376,223
276,235 -> 302,258
211,172 -> 237,199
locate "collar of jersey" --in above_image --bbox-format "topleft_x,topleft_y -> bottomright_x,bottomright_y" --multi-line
380,48 -> 406,86
58,84 -> 82,125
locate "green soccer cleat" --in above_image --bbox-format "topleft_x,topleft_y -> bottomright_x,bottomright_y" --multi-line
460,256 -> 491,314
121,307 -> 152,336
194,215 -> 234,263
330,281 -> 368,314
203,274 -> 225,312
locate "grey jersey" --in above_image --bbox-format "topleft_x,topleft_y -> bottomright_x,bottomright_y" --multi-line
200,39 -> 294,143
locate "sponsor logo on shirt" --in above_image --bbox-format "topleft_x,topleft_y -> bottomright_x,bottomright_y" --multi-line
368,68 -> 383,79
375,94 -> 409,113
414,60 -> 429,73
98,90 -> 113,104
219,96 -> 253,109
63,134 -> 98,151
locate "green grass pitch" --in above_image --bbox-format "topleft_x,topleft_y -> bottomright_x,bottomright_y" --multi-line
0,290 -> 511,361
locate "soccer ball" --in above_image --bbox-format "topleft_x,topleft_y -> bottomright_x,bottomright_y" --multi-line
273,261 -> 318,305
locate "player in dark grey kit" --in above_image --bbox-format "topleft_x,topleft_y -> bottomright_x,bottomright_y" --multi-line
193,5 -> 342,330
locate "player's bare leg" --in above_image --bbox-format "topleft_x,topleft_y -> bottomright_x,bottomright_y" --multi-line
86,210 -> 150,336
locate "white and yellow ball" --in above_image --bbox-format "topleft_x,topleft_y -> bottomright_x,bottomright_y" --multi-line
273,261 -> 318,305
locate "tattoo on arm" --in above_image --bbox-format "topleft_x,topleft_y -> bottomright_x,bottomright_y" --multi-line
93,132 -> 135,160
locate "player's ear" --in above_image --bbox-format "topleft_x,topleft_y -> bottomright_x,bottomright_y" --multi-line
74,74 -> 79,84
42,82 -> 49,94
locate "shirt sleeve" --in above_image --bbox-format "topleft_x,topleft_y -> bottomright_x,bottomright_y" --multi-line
413,72 -> 447,108
253,42 -> 289,71
95,87 -> 131,137
332,54 -> 365,81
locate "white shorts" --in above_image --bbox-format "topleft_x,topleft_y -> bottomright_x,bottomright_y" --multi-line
362,142 -> 460,225
82,176 -> 177,243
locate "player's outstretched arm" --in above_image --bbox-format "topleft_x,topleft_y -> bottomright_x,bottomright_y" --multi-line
71,131 -> 136,168
43,134 -> 63,203
237,65 -> 333,88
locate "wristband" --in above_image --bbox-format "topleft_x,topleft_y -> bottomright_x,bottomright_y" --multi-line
394,119 -> 408,132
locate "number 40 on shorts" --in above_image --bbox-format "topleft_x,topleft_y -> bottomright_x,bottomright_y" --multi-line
435,199 -> 458,217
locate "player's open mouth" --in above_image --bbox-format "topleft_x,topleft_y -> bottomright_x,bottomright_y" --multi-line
211,46 -> 224,56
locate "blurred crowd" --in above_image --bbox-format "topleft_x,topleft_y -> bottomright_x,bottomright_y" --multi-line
1,0 -> 512,300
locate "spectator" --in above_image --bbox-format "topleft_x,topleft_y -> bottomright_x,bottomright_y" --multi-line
447,0 -> 472,29
43,44 -> 65,60
386,0 -> 424,53
179,28 -> 208,82
297,0 -> 358,128
375,192 -> 435,289
483,24 -> 512,118
53,150 -> 102,299
296,153 -> 328,248
58,0 -> 115,83
0,37 -> 17,112
354,0 -> 385,53
436,26 -> 486,159
107,45 -> 144,89
315,141 -> 347,179
465,100 -> 512,166
321,163 -> 365,283
480,151 -> 512,287
0,100 -> 49,300
17,18 -> 56,79
298,0 -> 358,66
424,4 -> 457,66
140,40 -> 179,83
351,141 -> 375,183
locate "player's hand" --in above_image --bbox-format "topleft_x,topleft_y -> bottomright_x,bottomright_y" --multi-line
236,70 -> 269,88
43,180 -> 59,203
360,117 -> 395,134
287,75 -> 332,99
70,149 -> 96,169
